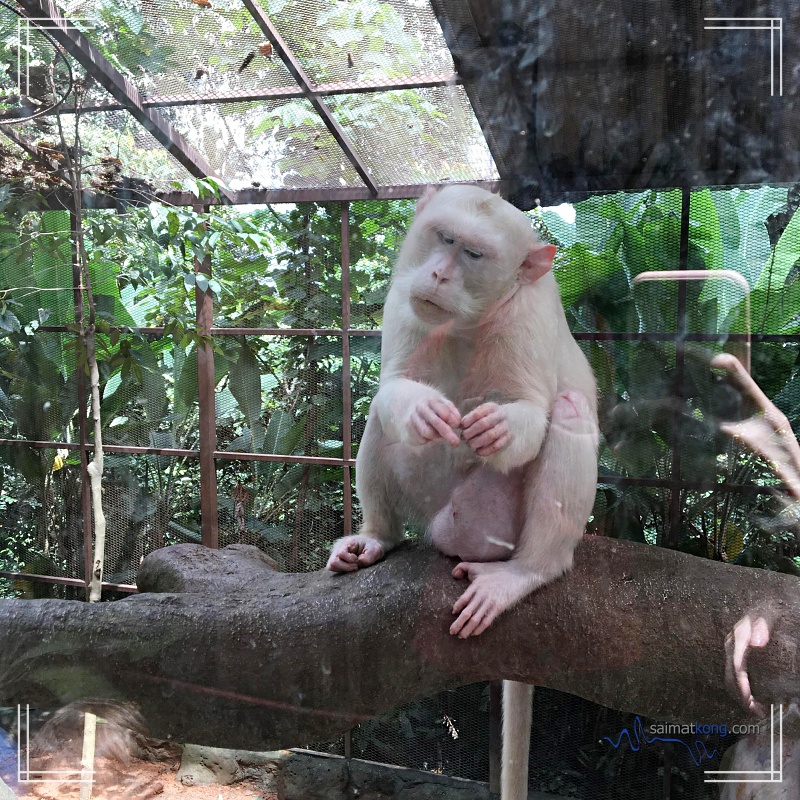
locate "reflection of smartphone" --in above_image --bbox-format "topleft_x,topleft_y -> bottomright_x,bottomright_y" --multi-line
632,269 -> 751,450
632,269 -> 751,373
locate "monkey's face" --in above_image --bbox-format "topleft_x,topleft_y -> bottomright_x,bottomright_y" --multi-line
405,226 -> 511,326
398,186 -> 542,327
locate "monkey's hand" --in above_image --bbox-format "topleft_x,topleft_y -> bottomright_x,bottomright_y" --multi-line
460,402 -> 511,456
449,561 -> 537,638
407,396 -> 461,447
327,535 -> 385,572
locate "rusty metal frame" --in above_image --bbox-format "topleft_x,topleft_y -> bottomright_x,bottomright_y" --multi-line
15,0 -> 233,201
36,74 -> 462,114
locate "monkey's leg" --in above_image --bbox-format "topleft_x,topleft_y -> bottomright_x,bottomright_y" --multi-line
328,416 -> 404,571
450,390 -> 598,637
328,415 -> 454,572
502,681 -> 534,800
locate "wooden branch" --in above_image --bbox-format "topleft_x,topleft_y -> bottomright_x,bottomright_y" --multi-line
0,539 -> 798,750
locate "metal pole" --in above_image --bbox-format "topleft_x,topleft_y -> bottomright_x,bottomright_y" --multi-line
341,202 -> 353,537
667,188 -> 691,549
488,681 -> 502,793
195,204 -> 219,548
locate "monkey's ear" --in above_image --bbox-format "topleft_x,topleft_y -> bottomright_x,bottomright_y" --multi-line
519,243 -> 557,284
415,185 -> 439,215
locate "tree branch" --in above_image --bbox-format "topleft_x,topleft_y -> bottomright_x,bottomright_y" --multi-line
0,539 -> 797,750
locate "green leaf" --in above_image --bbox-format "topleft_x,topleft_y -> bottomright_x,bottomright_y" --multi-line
229,343 -> 264,451
542,209 -> 576,247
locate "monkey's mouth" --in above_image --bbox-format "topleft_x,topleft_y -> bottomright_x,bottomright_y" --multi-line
411,295 -> 452,321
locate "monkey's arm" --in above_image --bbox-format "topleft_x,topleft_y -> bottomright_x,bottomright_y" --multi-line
461,398 -> 550,473
373,376 -> 461,447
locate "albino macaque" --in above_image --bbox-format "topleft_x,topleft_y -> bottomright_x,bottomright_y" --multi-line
327,184 -> 599,800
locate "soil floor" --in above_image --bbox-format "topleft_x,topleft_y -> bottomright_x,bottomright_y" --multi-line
13,757 -> 275,800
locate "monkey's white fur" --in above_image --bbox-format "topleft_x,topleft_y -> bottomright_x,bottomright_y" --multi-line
327,185 -> 599,800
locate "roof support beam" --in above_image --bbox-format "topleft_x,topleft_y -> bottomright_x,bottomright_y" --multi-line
241,0 -> 379,197
18,73 -> 462,116
16,0 -> 233,201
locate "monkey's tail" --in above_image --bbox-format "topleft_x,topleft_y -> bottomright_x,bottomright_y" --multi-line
501,680 -> 534,800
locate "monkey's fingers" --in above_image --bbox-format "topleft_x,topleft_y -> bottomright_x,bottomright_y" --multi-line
434,398 -> 461,428
462,405 -> 510,454
415,403 -> 460,446
450,587 -> 497,637
355,540 -> 384,567
326,553 -> 360,572
461,402 -> 502,432
725,615 -> 770,715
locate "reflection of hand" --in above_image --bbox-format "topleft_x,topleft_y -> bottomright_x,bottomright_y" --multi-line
725,614 -> 771,717
712,353 -> 800,500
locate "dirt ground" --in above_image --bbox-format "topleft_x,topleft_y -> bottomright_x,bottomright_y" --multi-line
14,757 -> 276,800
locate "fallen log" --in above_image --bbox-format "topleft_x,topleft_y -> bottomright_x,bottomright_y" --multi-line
0,538 -> 797,750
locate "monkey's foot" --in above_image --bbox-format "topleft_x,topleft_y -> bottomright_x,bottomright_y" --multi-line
450,561 -> 536,638
326,535 -> 385,572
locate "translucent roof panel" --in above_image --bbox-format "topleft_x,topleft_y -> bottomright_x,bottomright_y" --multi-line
160,99 -> 365,190
14,0 -> 499,193
269,0 -> 455,84
327,86 -> 498,185
60,0 -> 299,99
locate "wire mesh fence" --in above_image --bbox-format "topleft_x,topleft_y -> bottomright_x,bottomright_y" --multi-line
2,189 -> 800,797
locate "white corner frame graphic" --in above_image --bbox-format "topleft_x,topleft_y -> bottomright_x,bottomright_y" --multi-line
704,704 -> 784,785
704,17 -> 783,97
13,16 -> 95,98
15,704 -> 94,785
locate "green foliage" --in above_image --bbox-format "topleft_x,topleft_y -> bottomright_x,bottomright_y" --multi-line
540,187 -> 800,567
1,180 -> 799,583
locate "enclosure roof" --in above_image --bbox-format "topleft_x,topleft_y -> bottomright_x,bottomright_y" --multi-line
4,1 -> 795,209
1,0 -> 500,203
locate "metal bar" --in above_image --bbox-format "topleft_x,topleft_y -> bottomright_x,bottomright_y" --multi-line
33,73 -> 462,114
240,0 -> 378,195
40,324 -> 384,337
343,730 -> 352,760
599,475 -> 779,493
16,0 -> 233,200
214,451 -> 354,467
70,209 -> 93,597
35,325 -> 800,344
0,438 -> 357,466
341,202 -> 353,536
194,207 -> 219,549
666,189 -> 691,549
488,681 -> 502,794
158,181 -> 504,206
0,125 -> 42,158
0,571 -> 137,592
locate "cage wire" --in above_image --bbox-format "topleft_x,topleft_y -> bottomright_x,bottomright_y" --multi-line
2,181 -> 800,793
4,0 -> 498,192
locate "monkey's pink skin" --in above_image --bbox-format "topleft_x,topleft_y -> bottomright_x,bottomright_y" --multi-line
326,535 -> 385,573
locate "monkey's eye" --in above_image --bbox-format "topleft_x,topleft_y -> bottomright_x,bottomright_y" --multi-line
464,248 -> 483,260
437,231 -> 455,246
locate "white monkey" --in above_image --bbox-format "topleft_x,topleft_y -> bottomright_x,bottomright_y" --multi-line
328,184 -> 599,800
